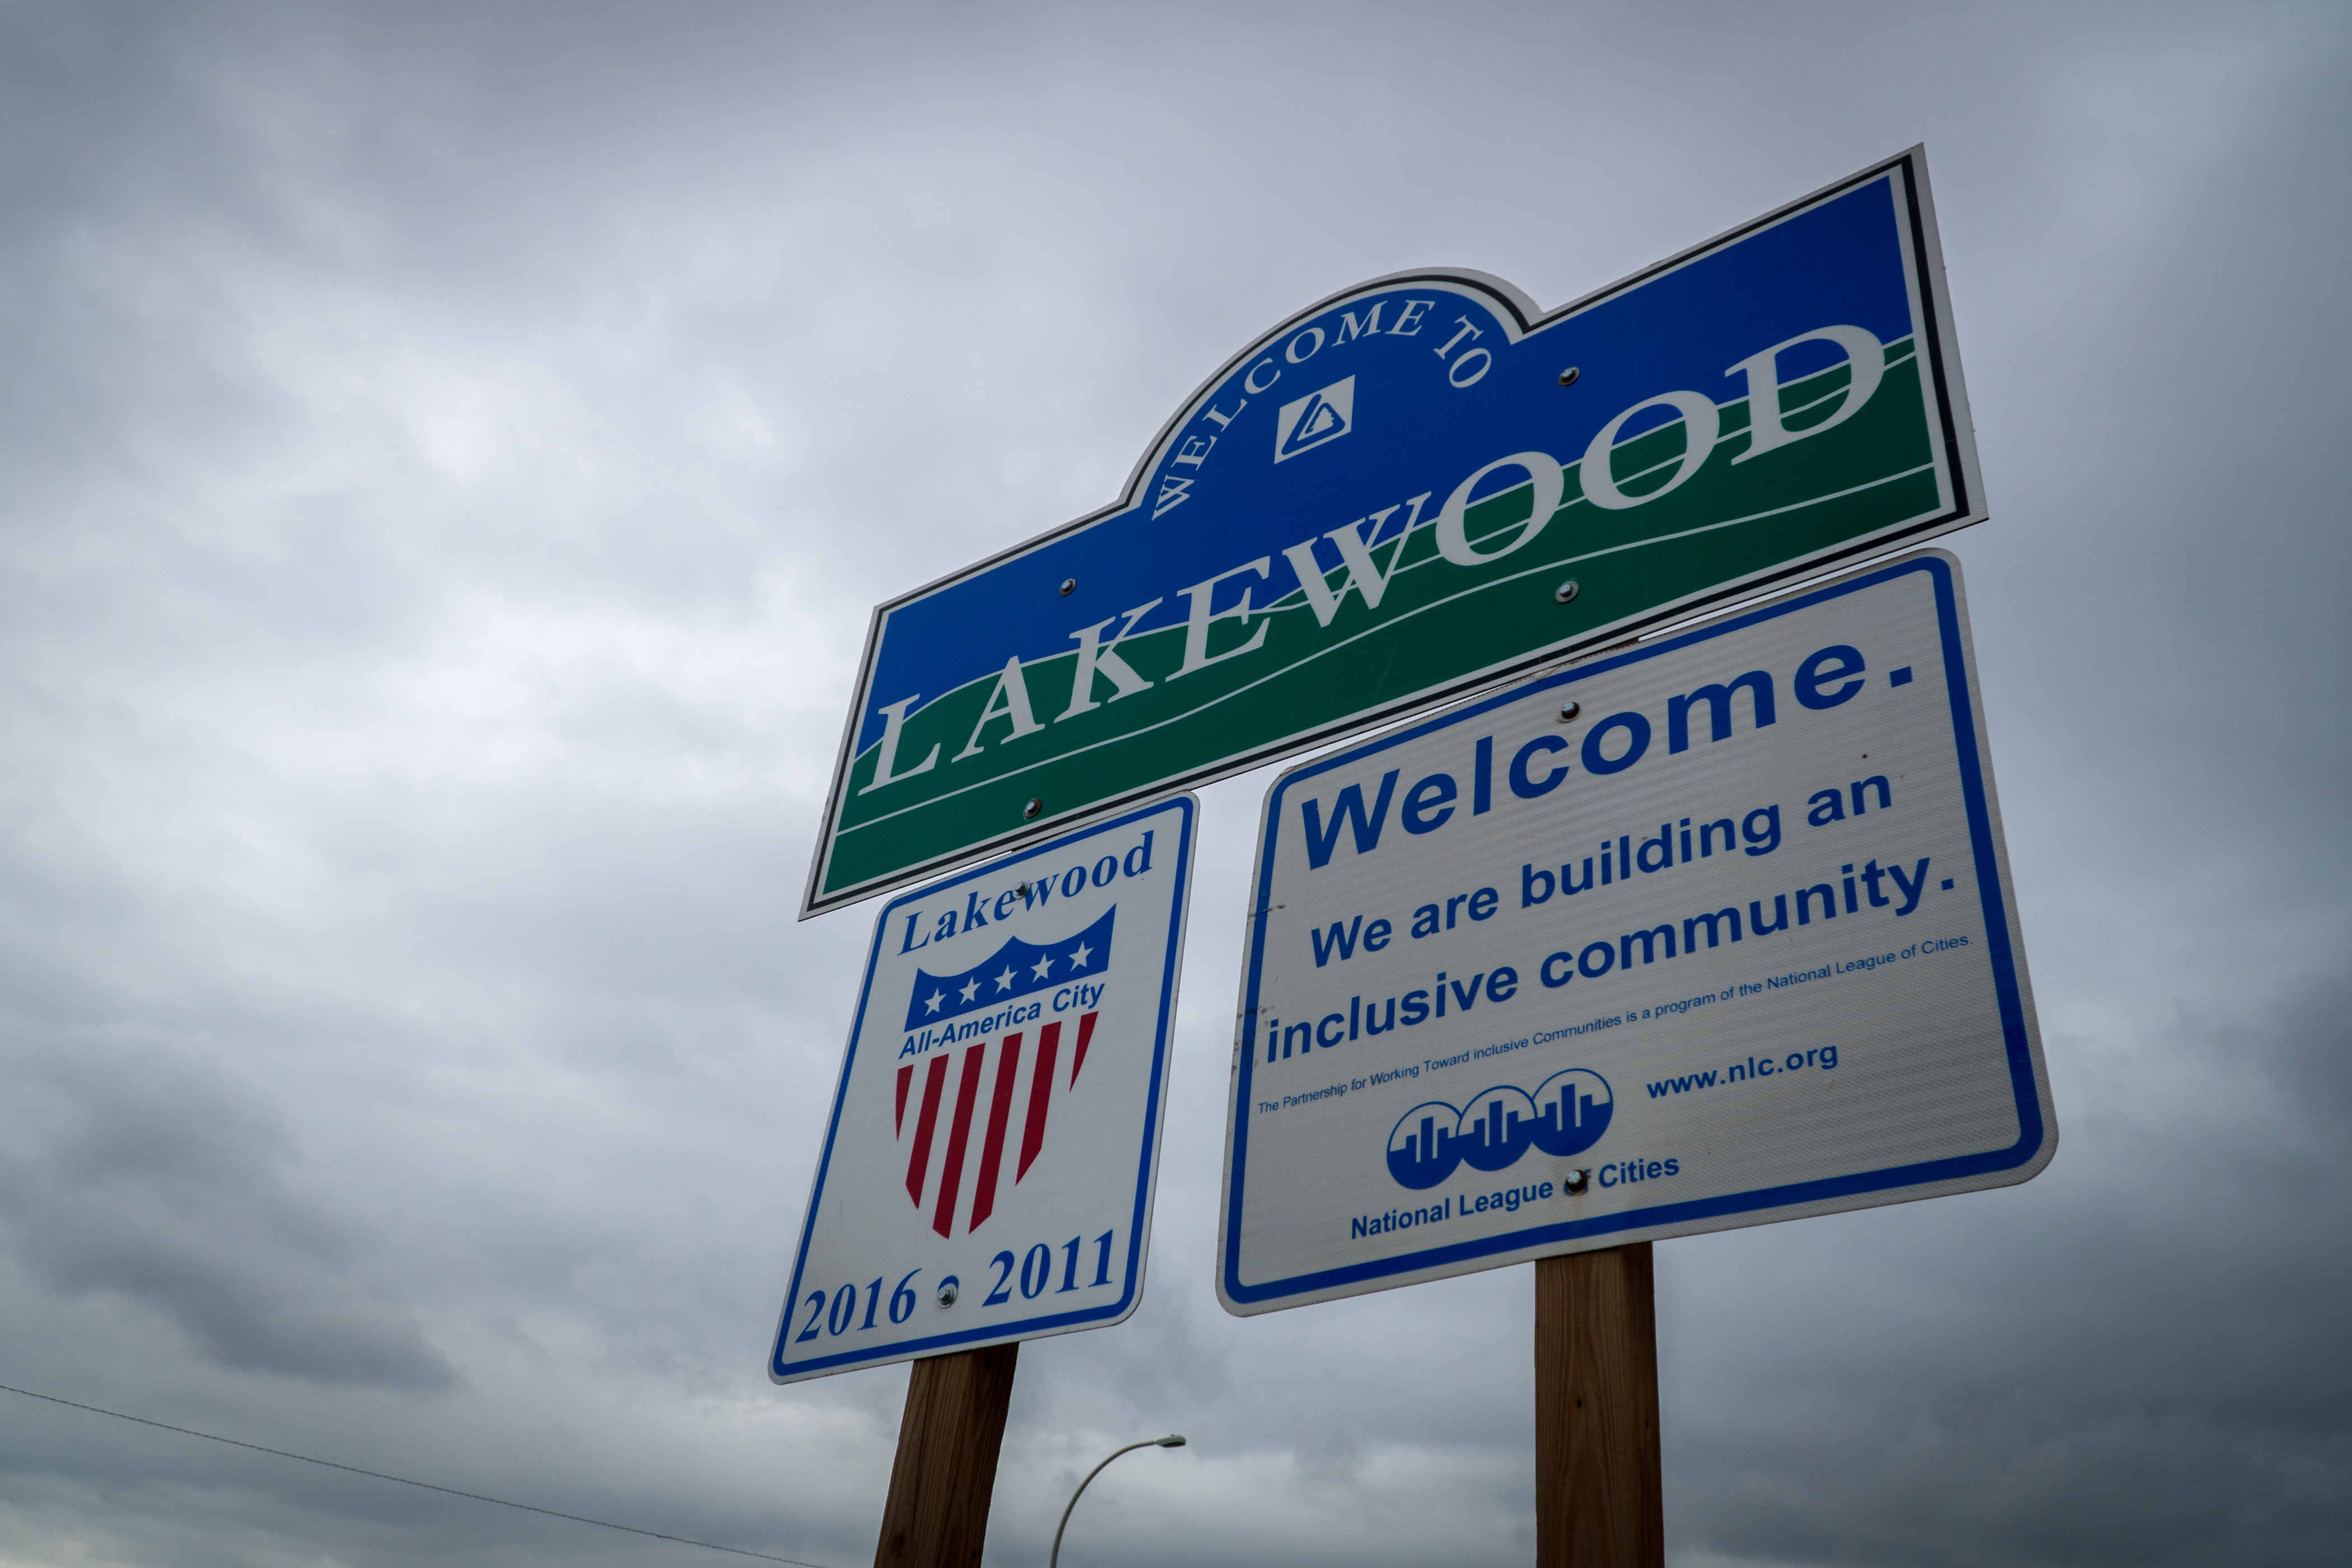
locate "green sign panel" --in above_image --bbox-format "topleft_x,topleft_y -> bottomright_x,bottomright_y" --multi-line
805,147 -> 1982,917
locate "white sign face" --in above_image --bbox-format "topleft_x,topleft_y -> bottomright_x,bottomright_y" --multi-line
772,796 -> 1194,1381
1217,550 -> 2051,1315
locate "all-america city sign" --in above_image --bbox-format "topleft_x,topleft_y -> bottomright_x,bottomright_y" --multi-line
804,147 -> 1984,917
773,797 -> 1196,1381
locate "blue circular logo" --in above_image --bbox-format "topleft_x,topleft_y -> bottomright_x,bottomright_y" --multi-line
1384,1070 -> 1612,1190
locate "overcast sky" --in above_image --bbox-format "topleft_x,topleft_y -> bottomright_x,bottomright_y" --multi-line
1,3 -> 2348,1565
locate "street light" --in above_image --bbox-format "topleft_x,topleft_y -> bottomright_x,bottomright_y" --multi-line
1047,1434 -> 1186,1568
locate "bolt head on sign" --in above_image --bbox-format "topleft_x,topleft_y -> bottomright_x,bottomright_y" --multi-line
771,796 -> 1194,1382
1217,550 -> 2053,1315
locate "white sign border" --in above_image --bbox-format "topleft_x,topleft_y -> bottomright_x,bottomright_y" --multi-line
772,794 -> 1197,1381
1216,549 -> 2051,1315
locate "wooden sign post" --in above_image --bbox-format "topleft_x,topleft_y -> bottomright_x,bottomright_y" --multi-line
1536,1244 -> 1663,1568
872,1345 -> 1019,1568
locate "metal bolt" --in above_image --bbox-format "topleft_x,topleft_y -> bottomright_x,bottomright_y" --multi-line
1555,579 -> 1580,604
1558,366 -> 1580,386
1557,701 -> 1580,724
1562,1168 -> 1590,1194
1016,881 -> 1031,899
1059,578 -> 1076,596
1023,798 -> 1043,820
936,1277 -> 959,1308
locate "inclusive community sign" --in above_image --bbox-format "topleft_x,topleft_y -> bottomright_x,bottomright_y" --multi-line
1216,552 -> 2051,1312
804,147 -> 1982,916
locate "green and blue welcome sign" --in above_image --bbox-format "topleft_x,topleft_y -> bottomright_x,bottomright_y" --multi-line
805,147 -> 1984,916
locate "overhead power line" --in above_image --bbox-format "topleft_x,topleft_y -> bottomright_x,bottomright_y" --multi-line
0,1380 -> 840,1568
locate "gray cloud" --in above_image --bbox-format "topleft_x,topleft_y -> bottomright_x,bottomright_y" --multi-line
0,1025 -> 456,1388
1662,968 -> 2352,1568
0,2 -> 2345,1565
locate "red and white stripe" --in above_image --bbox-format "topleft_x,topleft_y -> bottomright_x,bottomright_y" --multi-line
893,1011 -> 1099,1238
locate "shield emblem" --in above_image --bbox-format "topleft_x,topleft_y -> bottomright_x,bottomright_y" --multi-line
892,907 -> 1115,1238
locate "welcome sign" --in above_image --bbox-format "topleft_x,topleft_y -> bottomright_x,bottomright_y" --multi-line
1215,552 -> 2052,1314
805,147 -> 1983,917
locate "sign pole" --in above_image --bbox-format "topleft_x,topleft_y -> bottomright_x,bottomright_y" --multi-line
872,1344 -> 1019,1568
1535,1244 -> 1662,1568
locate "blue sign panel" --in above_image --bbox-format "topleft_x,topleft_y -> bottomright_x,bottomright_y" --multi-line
809,146 -> 1984,916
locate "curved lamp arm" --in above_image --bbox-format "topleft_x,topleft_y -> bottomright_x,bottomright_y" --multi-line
1048,1434 -> 1185,1568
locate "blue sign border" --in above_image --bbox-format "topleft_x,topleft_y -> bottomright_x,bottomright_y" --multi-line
1222,552 -> 2041,1307
773,794 -> 1195,1379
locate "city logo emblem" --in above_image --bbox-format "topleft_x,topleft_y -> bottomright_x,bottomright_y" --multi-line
1385,1069 -> 1612,1191
1272,376 -> 1354,463
894,908 -> 1115,1239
